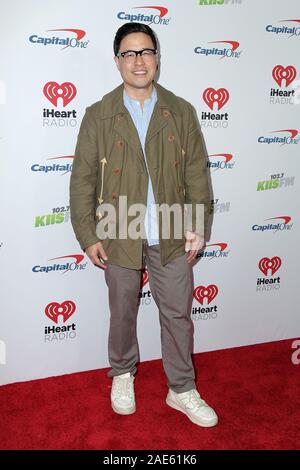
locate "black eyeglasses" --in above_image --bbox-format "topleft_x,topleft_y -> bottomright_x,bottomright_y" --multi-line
117,48 -> 158,63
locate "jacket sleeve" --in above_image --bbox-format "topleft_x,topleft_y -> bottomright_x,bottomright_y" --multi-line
69,106 -> 100,251
184,105 -> 211,239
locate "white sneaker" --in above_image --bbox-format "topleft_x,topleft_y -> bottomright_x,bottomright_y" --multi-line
166,388 -> 218,427
111,372 -> 136,415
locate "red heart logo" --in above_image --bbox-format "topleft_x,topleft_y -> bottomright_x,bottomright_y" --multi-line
258,257 -> 281,276
45,300 -> 76,324
194,285 -> 218,305
203,88 -> 229,111
43,81 -> 77,107
272,65 -> 296,87
140,269 -> 149,289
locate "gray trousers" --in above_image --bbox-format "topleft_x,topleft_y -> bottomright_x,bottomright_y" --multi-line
104,243 -> 196,393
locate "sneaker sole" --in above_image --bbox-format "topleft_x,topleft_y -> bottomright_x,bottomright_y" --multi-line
166,397 -> 218,428
111,403 -> 136,415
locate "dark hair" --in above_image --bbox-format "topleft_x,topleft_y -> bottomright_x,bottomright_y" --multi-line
113,22 -> 157,56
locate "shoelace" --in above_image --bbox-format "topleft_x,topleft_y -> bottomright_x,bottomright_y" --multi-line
180,390 -> 207,410
113,377 -> 133,398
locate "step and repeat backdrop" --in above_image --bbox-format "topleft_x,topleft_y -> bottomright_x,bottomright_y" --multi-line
0,0 -> 299,385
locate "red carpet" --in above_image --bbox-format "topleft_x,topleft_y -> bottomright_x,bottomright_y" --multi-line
1,339 -> 299,450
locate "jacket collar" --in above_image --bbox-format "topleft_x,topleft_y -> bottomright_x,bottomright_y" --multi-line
99,82 -> 180,119
99,82 -> 179,161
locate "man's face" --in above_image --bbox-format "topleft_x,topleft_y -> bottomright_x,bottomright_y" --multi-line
114,32 -> 158,92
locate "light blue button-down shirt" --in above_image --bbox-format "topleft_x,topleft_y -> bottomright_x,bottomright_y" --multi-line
123,87 -> 159,245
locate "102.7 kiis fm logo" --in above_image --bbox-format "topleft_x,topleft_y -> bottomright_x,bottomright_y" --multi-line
44,300 -> 77,342
256,172 -> 295,192
35,205 -> 70,228
210,198 -> 230,215
43,81 -> 78,127
198,0 -> 242,5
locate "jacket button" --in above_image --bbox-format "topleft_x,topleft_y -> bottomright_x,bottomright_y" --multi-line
168,135 -> 175,143
114,167 -> 121,175
117,140 -> 124,148
112,192 -> 118,200
163,110 -> 170,117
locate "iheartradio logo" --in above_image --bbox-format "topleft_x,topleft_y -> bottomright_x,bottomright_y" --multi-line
272,65 -> 296,87
203,88 -> 229,111
45,300 -> 76,323
43,81 -> 77,107
257,257 -> 281,292
141,269 -> 149,288
258,257 -> 281,276
194,285 -> 218,305
138,269 -> 152,306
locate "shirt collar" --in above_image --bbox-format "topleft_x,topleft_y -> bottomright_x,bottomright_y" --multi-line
123,86 -> 157,108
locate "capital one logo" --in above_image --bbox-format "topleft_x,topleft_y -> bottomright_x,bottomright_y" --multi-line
210,40 -> 239,51
259,257 -> 281,276
29,29 -> 89,50
194,285 -> 218,305
45,300 -> 76,324
266,19 -> 300,38
205,243 -> 229,260
43,82 -> 77,107
135,6 -> 168,17
31,155 -> 74,175
258,129 -> 299,145
208,153 -> 234,171
47,29 -> 86,50
203,88 -> 229,110
117,6 -> 170,25
194,40 -> 241,60
272,65 -> 296,87
210,153 -> 232,163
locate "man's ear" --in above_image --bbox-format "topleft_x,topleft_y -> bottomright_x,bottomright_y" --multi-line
114,56 -> 120,70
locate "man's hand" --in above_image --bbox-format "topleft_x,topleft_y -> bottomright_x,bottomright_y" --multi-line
185,230 -> 205,263
85,242 -> 108,269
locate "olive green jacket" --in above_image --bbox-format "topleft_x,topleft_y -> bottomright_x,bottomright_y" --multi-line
69,82 -> 210,269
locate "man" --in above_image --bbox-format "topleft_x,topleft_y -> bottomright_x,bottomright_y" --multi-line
70,22 -> 218,427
